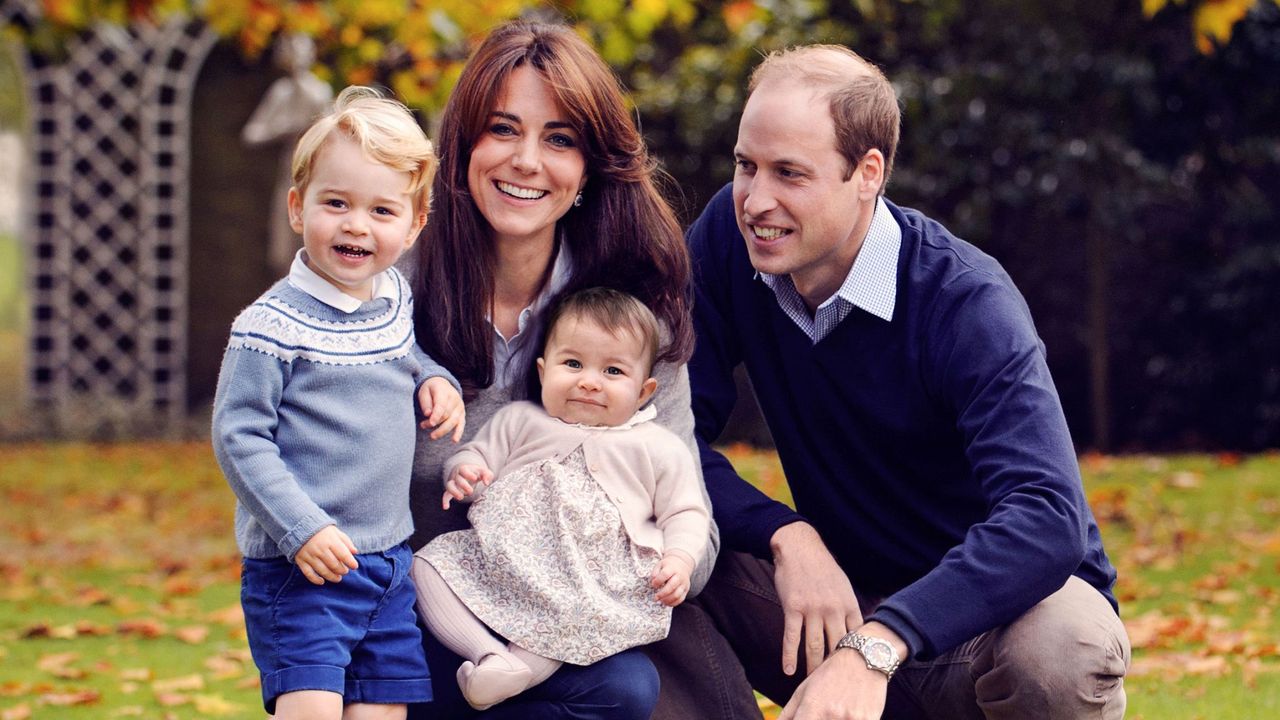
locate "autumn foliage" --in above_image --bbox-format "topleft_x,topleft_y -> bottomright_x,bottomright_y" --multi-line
2,443 -> 1278,717
8,1 -> 1271,114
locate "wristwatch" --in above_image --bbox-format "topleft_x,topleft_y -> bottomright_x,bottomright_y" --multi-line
836,631 -> 901,679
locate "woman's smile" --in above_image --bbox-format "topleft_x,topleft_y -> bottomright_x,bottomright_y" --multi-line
468,65 -> 587,249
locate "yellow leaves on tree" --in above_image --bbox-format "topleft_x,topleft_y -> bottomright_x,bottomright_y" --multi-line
1143,0 -> 1274,53
12,0 -> 716,114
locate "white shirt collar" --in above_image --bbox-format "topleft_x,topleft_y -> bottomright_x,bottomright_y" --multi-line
759,196 -> 901,323
287,249 -> 396,313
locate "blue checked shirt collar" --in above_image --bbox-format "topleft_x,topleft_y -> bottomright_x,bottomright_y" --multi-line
491,242 -> 574,388
759,197 -> 901,343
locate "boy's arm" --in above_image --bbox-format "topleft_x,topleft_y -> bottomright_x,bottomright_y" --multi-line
411,343 -> 461,395
211,346 -> 334,560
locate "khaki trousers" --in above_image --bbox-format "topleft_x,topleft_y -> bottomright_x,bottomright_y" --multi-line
646,552 -> 1131,719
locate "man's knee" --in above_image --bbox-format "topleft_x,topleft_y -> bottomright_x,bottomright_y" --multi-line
978,577 -> 1130,719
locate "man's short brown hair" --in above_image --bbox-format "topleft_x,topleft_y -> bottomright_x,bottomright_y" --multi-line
749,45 -> 901,189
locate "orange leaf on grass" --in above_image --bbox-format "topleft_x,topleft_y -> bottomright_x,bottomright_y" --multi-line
155,692 -> 190,707
193,693 -> 243,715
235,676 -> 261,690
174,626 -> 210,644
70,586 -> 113,607
73,620 -> 112,637
162,576 -> 200,596
204,654 -> 247,680
117,619 -> 167,638
152,675 -> 205,693
0,682 -> 28,697
0,704 -> 31,720
19,623 -> 51,639
38,689 -> 101,706
36,652 -> 86,679
206,604 -> 244,627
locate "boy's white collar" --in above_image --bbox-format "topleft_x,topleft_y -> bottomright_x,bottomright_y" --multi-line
287,249 -> 396,313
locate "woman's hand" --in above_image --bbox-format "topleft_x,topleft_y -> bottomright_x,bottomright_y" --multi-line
419,377 -> 466,442
443,463 -> 495,509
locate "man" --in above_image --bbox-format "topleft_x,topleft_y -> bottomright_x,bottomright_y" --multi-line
653,45 -> 1130,719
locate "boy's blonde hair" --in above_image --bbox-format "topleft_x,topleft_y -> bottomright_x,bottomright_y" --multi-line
291,86 -> 437,212
545,288 -> 662,376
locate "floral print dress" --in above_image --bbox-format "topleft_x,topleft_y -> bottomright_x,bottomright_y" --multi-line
420,446 -> 669,665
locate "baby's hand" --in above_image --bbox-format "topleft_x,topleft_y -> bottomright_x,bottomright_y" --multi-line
443,463 -> 495,509
419,377 -> 465,442
651,551 -> 696,607
294,525 -> 359,585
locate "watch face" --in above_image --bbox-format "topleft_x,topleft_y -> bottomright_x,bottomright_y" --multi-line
864,640 -> 894,667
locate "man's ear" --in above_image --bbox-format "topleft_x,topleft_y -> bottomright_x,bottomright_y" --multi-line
857,149 -> 885,199
287,187 -> 305,234
638,377 -> 658,407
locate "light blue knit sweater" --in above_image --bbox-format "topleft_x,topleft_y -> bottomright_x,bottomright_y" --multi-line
212,267 -> 458,560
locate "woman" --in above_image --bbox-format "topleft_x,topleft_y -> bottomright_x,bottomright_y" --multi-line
407,20 -> 719,720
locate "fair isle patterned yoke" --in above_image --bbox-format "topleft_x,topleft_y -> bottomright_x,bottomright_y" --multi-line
228,269 -> 418,366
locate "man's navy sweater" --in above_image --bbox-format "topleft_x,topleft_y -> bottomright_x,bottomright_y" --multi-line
687,184 -> 1118,659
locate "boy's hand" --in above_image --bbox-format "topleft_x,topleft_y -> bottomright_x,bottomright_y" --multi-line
651,551 -> 695,607
295,525 -> 359,585
419,377 -> 465,442
443,463 -> 494,509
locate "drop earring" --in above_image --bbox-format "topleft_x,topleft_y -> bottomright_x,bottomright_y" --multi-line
573,192 -> 583,208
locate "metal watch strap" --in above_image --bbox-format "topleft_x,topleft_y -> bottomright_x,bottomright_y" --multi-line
837,631 -> 901,679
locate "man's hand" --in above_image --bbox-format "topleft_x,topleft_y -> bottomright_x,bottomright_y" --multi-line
778,621 -> 908,720
442,463 -> 494,509
771,522 -> 863,676
777,645 -> 887,720
419,377 -> 465,442
294,525 -> 359,585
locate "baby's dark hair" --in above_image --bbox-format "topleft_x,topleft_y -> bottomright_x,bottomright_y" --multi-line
544,287 -> 661,376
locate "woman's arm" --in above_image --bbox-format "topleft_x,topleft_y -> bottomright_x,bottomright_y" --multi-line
651,360 -> 721,596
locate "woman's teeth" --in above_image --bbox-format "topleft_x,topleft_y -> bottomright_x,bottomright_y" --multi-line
497,181 -> 548,200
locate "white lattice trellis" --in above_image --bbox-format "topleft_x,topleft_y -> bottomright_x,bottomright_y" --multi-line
7,3 -> 217,429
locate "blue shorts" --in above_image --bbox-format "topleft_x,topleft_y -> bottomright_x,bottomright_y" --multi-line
240,542 -> 432,713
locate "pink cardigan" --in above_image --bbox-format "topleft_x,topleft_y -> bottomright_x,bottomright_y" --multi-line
444,401 -> 711,566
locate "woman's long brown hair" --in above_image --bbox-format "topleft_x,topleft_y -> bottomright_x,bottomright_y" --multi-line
411,20 -> 693,398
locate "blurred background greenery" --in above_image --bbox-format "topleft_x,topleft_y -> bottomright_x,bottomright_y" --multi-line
1,0 -> 1279,451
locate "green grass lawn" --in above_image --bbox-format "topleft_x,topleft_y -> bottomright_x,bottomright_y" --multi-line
1,443 -> 1278,718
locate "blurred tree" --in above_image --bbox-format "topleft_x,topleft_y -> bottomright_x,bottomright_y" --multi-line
0,37 -> 21,129
3,0 -> 1278,449
1144,0 -> 1276,53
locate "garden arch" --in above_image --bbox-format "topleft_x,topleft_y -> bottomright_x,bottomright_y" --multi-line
8,6 -> 218,433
